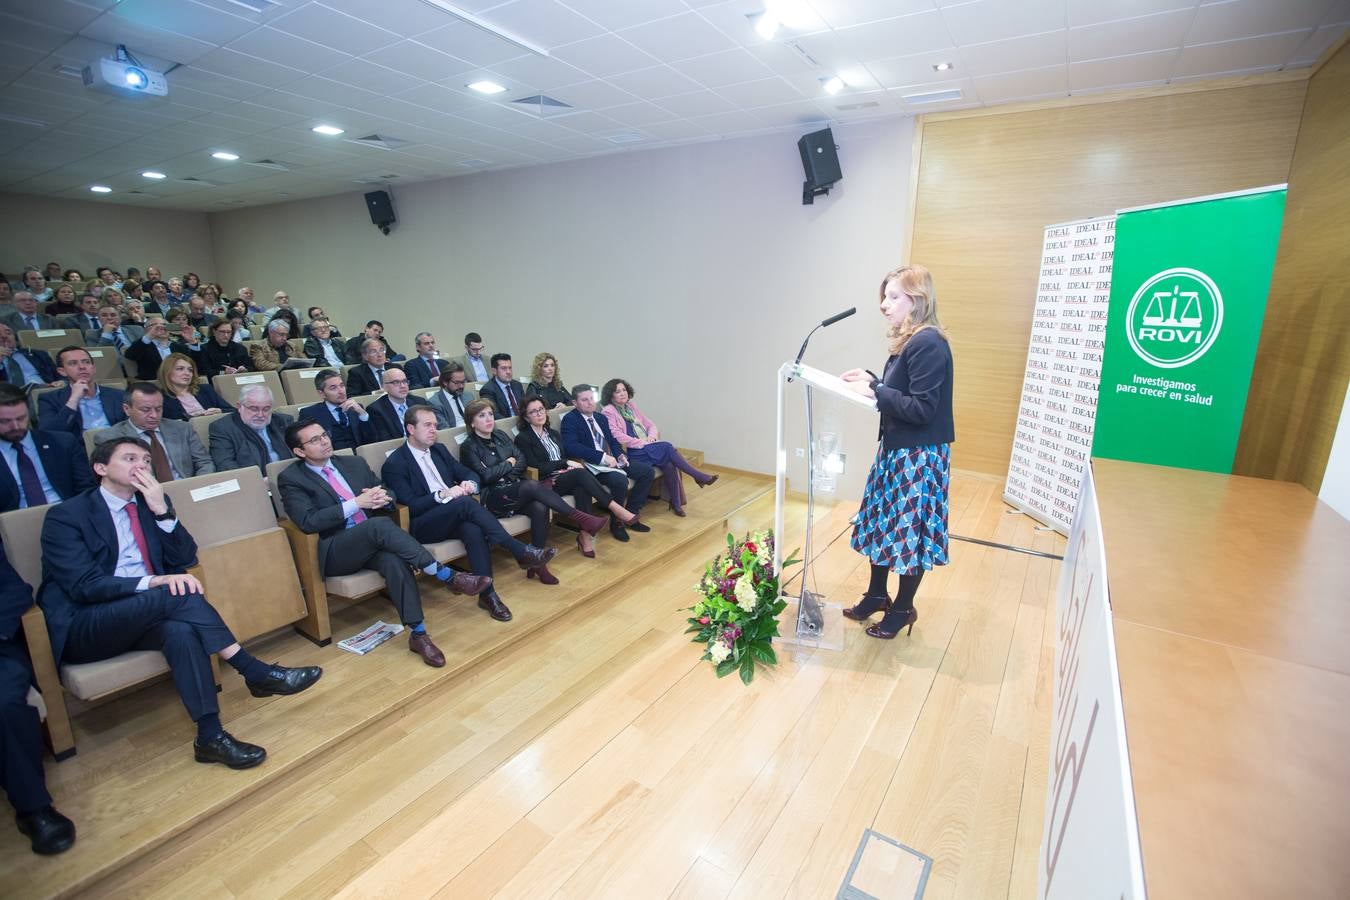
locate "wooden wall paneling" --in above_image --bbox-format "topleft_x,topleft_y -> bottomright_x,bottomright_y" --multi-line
907,80 -> 1308,475
1233,42 -> 1350,492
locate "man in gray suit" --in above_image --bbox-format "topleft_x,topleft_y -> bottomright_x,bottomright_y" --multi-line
207,384 -> 293,474
451,331 -> 490,383
83,304 -> 143,350
98,383 -> 214,480
426,362 -> 478,429
0,292 -> 57,333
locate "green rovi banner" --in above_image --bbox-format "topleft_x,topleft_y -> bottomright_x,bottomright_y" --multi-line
1092,186 -> 1286,473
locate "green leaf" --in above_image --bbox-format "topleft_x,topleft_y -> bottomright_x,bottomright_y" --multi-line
715,658 -> 737,678
739,657 -> 755,685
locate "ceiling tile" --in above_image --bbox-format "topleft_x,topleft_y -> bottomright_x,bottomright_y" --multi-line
865,49 -> 966,88
190,47 -> 309,88
1070,8 -> 1195,62
480,0 -> 606,48
715,76 -> 805,108
551,32 -> 658,77
166,66 -> 272,100
0,13 -> 79,55
809,0 -> 941,30
1068,0 -> 1199,28
618,12 -> 738,63
940,0 -> 1067,46
1174,29 -> 1313,76
751,99 -> 831,128
1068,48 -> 1176,90
1,0 -> 106,32
394,81 -> 481,115
606,65 -> 701,98
79,14 -> 217,65
687,110 -> 767,135
1287,23 -> 1348,64
836,10 -> 955,60
104,0 -> 257,45
558,0 -> 688,32
318,0 -> 450,38
270,3 -> 400,56
654,89 -> 736,117
959,29 -> 1067,76
364,40 -> 469,81
671,48 -> 775,88
245,89 -> 345,117
1187,0 -> 1330,45
416,21 -> 528,68
547,78 -> 639,110
600,101 -> 677,126
465,53 -> 588,91
227,26 -> 350,72
639,119 -> 714,142
320,56 -> 425,94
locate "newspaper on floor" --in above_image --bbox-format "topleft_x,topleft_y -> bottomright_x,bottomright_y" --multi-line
337,620 -> 405,655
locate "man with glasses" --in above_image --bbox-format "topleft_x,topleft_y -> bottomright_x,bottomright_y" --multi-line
1,292 -> 57,333
207,384 -> 293,474
302,306 -> 339,339
263,290 -> 290,322
427,362 -> 477,428
453,332 -> 490,383
303,320 -> 345,368
123,314 -> 198,380
366,365 -> 443,442
345,336 -> 388,396
344,320 -> 402,366
279,419 -> 494,667
0,324 -> 61,389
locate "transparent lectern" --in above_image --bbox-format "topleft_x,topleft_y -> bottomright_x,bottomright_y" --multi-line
774,361 -> 878,650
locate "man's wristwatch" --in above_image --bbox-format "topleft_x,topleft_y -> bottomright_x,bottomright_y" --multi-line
152,500 -> 176,521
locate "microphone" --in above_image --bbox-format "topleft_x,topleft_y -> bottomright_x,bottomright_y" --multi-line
791,307 -> 858,377
819,307 -> 856,328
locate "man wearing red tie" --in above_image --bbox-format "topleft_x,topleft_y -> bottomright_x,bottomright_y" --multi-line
37,437 -> 323,769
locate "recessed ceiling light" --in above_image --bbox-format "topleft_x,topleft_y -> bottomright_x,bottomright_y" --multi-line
312,124 -> 345,136
932,62 -> 954,72
141,171 -> 166,179
89,185 -> 112,193
211,151 -> 239,161
748,11 -> 779,40
821,76 -> 844,95
467,80 -> 507,95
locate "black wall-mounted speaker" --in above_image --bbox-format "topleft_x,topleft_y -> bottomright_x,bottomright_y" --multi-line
364,190 -> 395,230
797,128 -> 842,190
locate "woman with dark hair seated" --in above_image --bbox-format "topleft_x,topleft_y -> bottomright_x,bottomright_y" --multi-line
44,282 -> 79,316
158,352 -> 232,419
200,318 -> 251,377
514,395 -> 640,558
525,352 -> 570,409
601,377 -> 717,517
460,399 -> 607,584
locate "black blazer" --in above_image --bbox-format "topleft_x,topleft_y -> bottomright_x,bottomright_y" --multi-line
460,430 -> 525,487
0,347 -> 59,385
122,338 -> 197,381
298,401 -> 367,450
37,384 -> 127,436
38,486 -> 198,664
381,442 -> 478,523
875,328 -> 955,451
525,381 -> 570,410
161,385 -> 232,421
207,411 -> 294,474
277,454 -> 394,572
364,394 -> 442,443
560,408 -> 623,464
302,336 -> 347,368
478,379 -> 526,417
198,340 -> 251,378
403,356 -> 448,390
345,363 -> 384,397
0,540 -> 33,642
343,335 -> 401,364
514,425 -> 569,478
0,429 -> 95,512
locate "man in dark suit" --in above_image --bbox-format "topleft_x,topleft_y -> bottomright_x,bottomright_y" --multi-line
207,384 -> 293,474
365,365 -> 444,442
82,303 -> 144,350
383,407 -> 556,624
121,316 -> 198,381
560,384 -> 654,543
278,420 -> 494,667
403,332 -> 446,389
39,436 -> 321,769
0,292 -> 57,333
0,540 -> 75,854
59,293 -> 102,333
477,353 -> 525,418
345,337 -> 387,397
343,320 -> 402,365
0,324 -> 61,389
101,383 -> 214,480
302,320 -> 346,369
298,369 -> 370,451
0,384 -> 95,512
36,347 -> 127,437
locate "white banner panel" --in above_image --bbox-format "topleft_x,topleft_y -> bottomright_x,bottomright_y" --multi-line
1005,217 -> 1115,533
1038,464 -> 1147,900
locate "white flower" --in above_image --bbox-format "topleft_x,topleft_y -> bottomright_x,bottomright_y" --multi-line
708,639 -> 732,663
734,576 -> 758,612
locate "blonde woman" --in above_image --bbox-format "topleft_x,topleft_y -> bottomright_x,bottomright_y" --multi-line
839,264 -> 955,640
158,352 -> 231,420
525,352 -> 570,409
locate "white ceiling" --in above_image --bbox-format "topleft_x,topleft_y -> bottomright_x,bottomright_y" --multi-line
0,0 -> 1345,211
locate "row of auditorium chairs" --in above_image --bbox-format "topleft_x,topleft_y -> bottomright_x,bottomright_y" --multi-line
5,411 -> 598,761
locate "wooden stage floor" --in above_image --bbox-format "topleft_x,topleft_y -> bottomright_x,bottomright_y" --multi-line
2,468 -> 1064,899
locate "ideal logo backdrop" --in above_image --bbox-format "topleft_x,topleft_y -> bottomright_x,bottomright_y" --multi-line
1092,187 -> 1286,473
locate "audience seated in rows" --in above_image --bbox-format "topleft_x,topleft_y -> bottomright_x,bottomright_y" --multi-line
207,385 -> 292,475
478,353 -> 525,418
0,384 -> 94,512
560,384 -> 656,543
366,365 -> 443,442
158,352 -> 230,420
0,324 -> 61,389
102,382 -> 214,480
602,377 -> 716,517
299,369 -> 369,450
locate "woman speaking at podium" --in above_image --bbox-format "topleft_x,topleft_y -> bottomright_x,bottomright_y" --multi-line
839,264 -> 955,639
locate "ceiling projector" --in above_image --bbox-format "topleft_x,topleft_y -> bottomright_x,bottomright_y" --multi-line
83,47 -> 168,98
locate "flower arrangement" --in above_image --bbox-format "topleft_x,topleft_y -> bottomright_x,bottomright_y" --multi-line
686,530 -> 800,685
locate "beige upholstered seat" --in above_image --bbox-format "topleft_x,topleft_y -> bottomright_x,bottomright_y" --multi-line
15,328 -> 82,357
188,410 -> 228,454
84,346 -> 125,381
212,370 -> 284,408
280,366 -> 327,404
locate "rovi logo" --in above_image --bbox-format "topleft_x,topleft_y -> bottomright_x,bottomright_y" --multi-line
1125,267 -> 1224,368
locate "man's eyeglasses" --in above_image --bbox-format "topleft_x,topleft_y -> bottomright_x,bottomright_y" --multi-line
384,378 -> 409,386
301,432 -> 330,447
241,404 -> 272,414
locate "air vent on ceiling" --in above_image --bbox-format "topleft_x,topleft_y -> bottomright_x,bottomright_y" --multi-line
902,88 -> 963,104
179,177 -> 217,186
353,174 -> 402,184
247,158 -> 291,171
786,41 -> 822,69
835,100 -> 880,111
605,132 -> 646,144
347,133 -> 410,150
510,94 -> 574,118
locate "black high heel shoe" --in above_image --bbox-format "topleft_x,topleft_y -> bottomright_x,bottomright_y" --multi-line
866,607 -> 917,639
842,592 -> 891,621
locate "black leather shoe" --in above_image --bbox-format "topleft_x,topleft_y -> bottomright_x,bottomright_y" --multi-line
16,807 -> 75,855
516,544 -> 557,569
477,591 -> 513,622
609,523 -> 630,542
627,519 -> 651,533
246,664 -> 323,698
194,731 -> 267,769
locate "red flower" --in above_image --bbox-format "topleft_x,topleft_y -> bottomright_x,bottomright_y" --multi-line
698,616 -> 710,625
745,541 -> 757,554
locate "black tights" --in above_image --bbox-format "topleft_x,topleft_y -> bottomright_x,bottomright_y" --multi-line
868,564 -> 924,611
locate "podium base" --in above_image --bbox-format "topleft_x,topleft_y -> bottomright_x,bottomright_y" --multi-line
777,593 -> 845,651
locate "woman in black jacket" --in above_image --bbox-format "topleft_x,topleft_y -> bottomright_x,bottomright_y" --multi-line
514,395 -> 641,557
839,264 -> 955,640
460,400 -> 608,583
199,318 -> 251,377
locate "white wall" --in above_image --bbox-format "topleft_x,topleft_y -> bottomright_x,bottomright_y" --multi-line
0,193 -> 216,283
209,117 -> 915,490
1319,380 -> 1350,521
